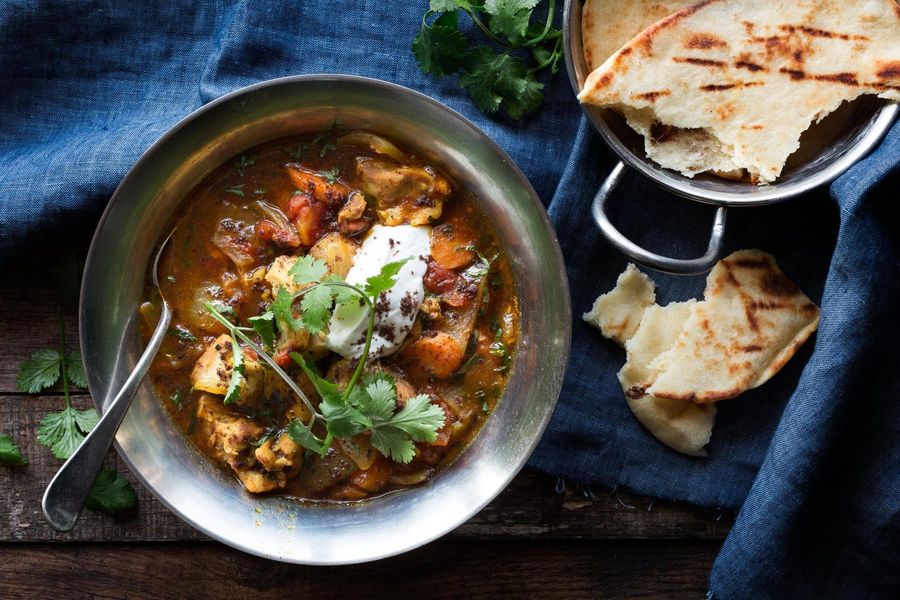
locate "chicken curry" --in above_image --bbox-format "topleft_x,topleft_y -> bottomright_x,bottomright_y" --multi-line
141,128 -> 518,501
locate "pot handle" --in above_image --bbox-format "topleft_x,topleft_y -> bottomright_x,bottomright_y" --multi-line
591,162 -> 727,275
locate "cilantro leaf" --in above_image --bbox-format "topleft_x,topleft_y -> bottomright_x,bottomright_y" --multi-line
17,349 -> 61,393
484,0 -> 539,44
459,47 -> 543,118
385,394 -> 446,442
320,393 -> 370,439
412,10 -> 470,78
364,259 -> 410,299
167,325 -> 198,343
272,288 -> 300,332
319,167 -> 341,184
361,378 -> 397,422
286,420 -> 327,455
85,470 -> 137,515
370,427 -> 416,464
504,73 -> 543,119
299,284 -> 334,334
0,434 -> 26,466
65,351 -> 88,388
291,352 -> 339,399
225,184 -> 245,197
248,311 -> 276,349
289,255 -> 329,285
37,406 -> 99,460
223,336 -> 244,405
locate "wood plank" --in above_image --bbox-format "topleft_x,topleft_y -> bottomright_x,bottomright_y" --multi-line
1,396 -> 732,542
0,539 -> 719,599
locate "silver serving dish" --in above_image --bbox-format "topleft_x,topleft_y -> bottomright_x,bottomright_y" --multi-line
563,0 -> 898,274
80,75 -> 571,564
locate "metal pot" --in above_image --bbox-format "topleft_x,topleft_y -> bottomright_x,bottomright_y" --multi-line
79,75 -> 571,564
563,0 -> 898,274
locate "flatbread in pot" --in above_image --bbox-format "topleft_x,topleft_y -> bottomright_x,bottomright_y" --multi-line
581,0 -> 697,73
579,0 -> 900,183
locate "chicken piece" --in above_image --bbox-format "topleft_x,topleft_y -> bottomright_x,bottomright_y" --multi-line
309,233 -> 359,279
254,433 -> 303,475
286,164 -> 349,206
265,255 -> 310,297
337,190 -> 372,236
191,334 -> 264,407
195,395 -> 278,493
355,157 -> 449,226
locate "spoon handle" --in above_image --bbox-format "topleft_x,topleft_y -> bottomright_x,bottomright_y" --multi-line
42,304 -> 172,532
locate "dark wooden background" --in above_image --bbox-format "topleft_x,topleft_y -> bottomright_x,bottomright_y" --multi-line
0,253 -> 733,598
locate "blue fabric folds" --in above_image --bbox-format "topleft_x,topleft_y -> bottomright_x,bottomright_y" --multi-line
1,2 -> 897,597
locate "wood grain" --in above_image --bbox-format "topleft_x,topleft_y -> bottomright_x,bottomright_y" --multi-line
0,540 -> 720,599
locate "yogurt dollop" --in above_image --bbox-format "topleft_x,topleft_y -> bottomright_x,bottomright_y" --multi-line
325,224 -> 430,359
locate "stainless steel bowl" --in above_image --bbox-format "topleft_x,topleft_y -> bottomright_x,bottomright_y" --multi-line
79,75 -> 571,564
563,0 -> 898,274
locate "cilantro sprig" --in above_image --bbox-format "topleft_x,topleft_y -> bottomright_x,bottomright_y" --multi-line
205,256 -> 446,464
412,0 -> 562,119
15,309 -> 137,516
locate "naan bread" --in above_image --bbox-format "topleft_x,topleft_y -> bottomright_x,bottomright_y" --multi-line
619,301 -> 716,457
582,263 -> 655,345
582,0 -> 696,72
648,250 -> 820,402
579,0 -> 900,183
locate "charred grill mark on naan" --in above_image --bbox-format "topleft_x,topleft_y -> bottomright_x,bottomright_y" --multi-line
579,0 -> 900,183
646,250 -> 820,403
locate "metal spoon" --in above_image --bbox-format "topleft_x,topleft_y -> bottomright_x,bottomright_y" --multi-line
42,232 -> 175,532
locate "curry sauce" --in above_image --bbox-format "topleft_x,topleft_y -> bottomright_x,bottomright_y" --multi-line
142,128 -> 518,502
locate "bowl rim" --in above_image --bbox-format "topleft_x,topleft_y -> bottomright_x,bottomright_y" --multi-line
561,0 -> 899,207
79,74 -> 572,563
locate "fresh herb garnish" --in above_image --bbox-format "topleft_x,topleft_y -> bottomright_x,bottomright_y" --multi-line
489,318 -> 512,373
225,184 -> 245,197
319,167 -> 341,184
204,256 -> 446,463
166,325 -> 198,343
235,153 -> 257,177
15,311 -> 137,514
170,390 -> 184,410
0,435 -> 26,466
17,312 -> 99,460
412,0 -> 562,119
248,311 -> 276,350
223,335 -> 245,405
253,188 -> 268,195
85,470 -> 137,515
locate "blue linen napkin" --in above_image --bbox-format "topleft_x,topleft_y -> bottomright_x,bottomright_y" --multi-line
1,2 -> 896,597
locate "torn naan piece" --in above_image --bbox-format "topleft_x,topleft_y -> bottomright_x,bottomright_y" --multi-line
619,301 -> 717,457
582,0 -> 696,72
648,250 -> 820,402
579,0 -> 900,183
582,263 -> 655,345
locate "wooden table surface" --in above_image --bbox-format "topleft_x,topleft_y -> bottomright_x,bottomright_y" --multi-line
0,251 -> 733,599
